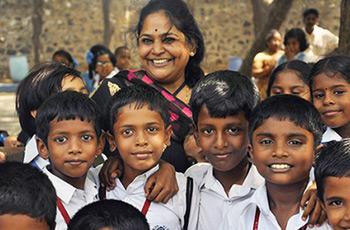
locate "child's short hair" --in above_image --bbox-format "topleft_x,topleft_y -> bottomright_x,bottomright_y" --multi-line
266,60 -> 312,97
35,91 -> 102,144
284,28 -> 309,52
303,8 -> 319,18
16,62 -> 82,137
248,95 -> 325,146
190,70 -> 259,125
0,162 -> 56,229
315,139 -> 350,201
106,85 -> 170,134
68,200 -> 149,230
310,55 -> 350,87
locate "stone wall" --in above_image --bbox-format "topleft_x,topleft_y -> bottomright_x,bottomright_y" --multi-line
0,0 -> 340,80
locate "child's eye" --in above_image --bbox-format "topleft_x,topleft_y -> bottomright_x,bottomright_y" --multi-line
226,127 -> 240,135
271,89 -> 282,95
147,126 -> 159,133
54,136 -> 67,144
328,200 -> 343,207
288,139 -> 303,145
259,138 -> 273,145
163,37 -> 175,44
200,128 -> 214,136
81,134 -> 93,142
313,92 -> 324,99
334,90 -> 346,95
140,37 -> 153,45
121,129 -> 134,137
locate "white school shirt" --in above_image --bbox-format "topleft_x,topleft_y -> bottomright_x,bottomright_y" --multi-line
322,127 -> 342,143
220,181 -> 332,230
185,163 -> 264,230
93,67 -> 119,89
43,167 -> 99,230
106,165 -> 199,230
23,135 -> 49,170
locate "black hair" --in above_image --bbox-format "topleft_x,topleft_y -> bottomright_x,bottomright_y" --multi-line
16,62 -> 83,137
309,55 -> 350,90
52,49 -> 75,68
87,44 -> 116,80
315,139 -> 350,201
284,28 -> 309,52
68,200 -> 149,230
303,8 -> 319,18
0,162 -> 56,230
249,94 -> 325,146
136,0 -> 205,88
190,70 -> 259,125
114,46 -> 129,58
267,60 -> 312,97
35,91 -> 102,145
106,84 -> 170,135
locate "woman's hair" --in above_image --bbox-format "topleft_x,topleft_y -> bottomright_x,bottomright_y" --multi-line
136,0 -> 205,88
267,60 -> 312,97
309,55 -> 350,88
86,44 -> 116,80
52,49 -> 75,68
284,28 -> 309,52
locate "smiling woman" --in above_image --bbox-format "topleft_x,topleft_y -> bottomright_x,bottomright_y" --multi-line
91,0 -> 205,172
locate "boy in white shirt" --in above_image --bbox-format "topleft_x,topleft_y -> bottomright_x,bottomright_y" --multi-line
185,70 -> 264,230
104,85 -> 199,230
221,95 -> 331,230
36,91 -> 104,230
315,139 -> 350,230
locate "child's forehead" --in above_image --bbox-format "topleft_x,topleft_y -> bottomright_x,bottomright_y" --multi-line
313,72 -> 349,84
50,117 -> 95,130
198,105 -> 248,123
254,117 -> 311,134
115,103 -> 164,123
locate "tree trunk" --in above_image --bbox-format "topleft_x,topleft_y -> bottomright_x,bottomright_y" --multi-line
338,0 -> 350,55
240,0 -> 293,76
251,0 -> 270,37
32,0 -> 43,65
102,0 -> 111,47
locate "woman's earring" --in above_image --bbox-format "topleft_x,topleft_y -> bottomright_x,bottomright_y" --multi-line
162,144 -> 168,152
190,51 -> 195,57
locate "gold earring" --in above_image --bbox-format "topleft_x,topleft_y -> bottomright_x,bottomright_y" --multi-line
162,144 -> 167,152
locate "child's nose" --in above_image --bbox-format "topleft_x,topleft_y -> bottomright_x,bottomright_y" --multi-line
68,140 -> 82,154
135,132 -> 148,146
272,142 -> 288,158
323,92 -> 335,105
214,133 -> 228,150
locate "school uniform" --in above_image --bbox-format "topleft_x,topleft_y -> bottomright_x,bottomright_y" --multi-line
23,135 -> 49,170
43,167 -> 99,230
322,127 -> 342,143
185,163 -> 264,230
220,180 -> 332,230
106,165 -> 199,230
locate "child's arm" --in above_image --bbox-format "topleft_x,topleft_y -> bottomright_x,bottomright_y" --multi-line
301,182 -> 327,227
144,160 -> 179,203
99,157 -> 179,202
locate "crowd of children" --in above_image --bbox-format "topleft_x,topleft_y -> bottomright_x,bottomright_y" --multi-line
1,0 -> 350,229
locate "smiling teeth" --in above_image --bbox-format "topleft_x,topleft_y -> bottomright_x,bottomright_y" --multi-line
153,59 -> 168,64
270,164 -> 291,169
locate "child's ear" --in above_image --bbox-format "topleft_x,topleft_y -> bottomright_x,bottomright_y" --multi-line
313,143 -> 324,164
106,131 -> 117,152
165,125 -> 172,146
95,133 -> 105,157
193,126 -> 200,146
36,138 -> 49,160
247,144 -> 254,162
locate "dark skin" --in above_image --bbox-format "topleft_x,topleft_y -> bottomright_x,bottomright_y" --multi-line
99,156 -> 178,202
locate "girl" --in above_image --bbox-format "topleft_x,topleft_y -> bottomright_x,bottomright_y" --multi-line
267,60 -> 312,101
52,49 -> 76,68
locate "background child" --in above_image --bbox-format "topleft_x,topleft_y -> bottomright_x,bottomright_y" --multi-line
68,200 -> 149,230
0,162 -> 57,230
310,55 -> 350,142
16,62 -> 87,170
105,85 -> 199,230
114,46 -> 131,71
221,95 -> 328,230
315,139 -> 350,230
267,60 -> 312,101
35,91 -> 104,230
186,70 -> 263,230
52,49 -> 76,69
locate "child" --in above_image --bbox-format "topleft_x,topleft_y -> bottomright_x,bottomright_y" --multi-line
267,60 -> 312,101
0,162 -> 57,230
35,91 -> 104,230
114,46 -> 131,71
16,63 -> 88,170
52,49 -> 76,69
186,70 -> 263,230
68,200 -> 149,230
315,139 -> 350,230
310,55 -> 350,142
105,85 -> 199,230
221,95 -> 329,230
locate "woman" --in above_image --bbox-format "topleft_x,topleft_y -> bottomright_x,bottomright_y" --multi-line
91,0 -> 205,172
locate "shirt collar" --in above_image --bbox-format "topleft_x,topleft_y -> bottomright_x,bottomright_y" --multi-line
43,167 -> 97,204
23,135 -> 38,163
322,127 -> 342,143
